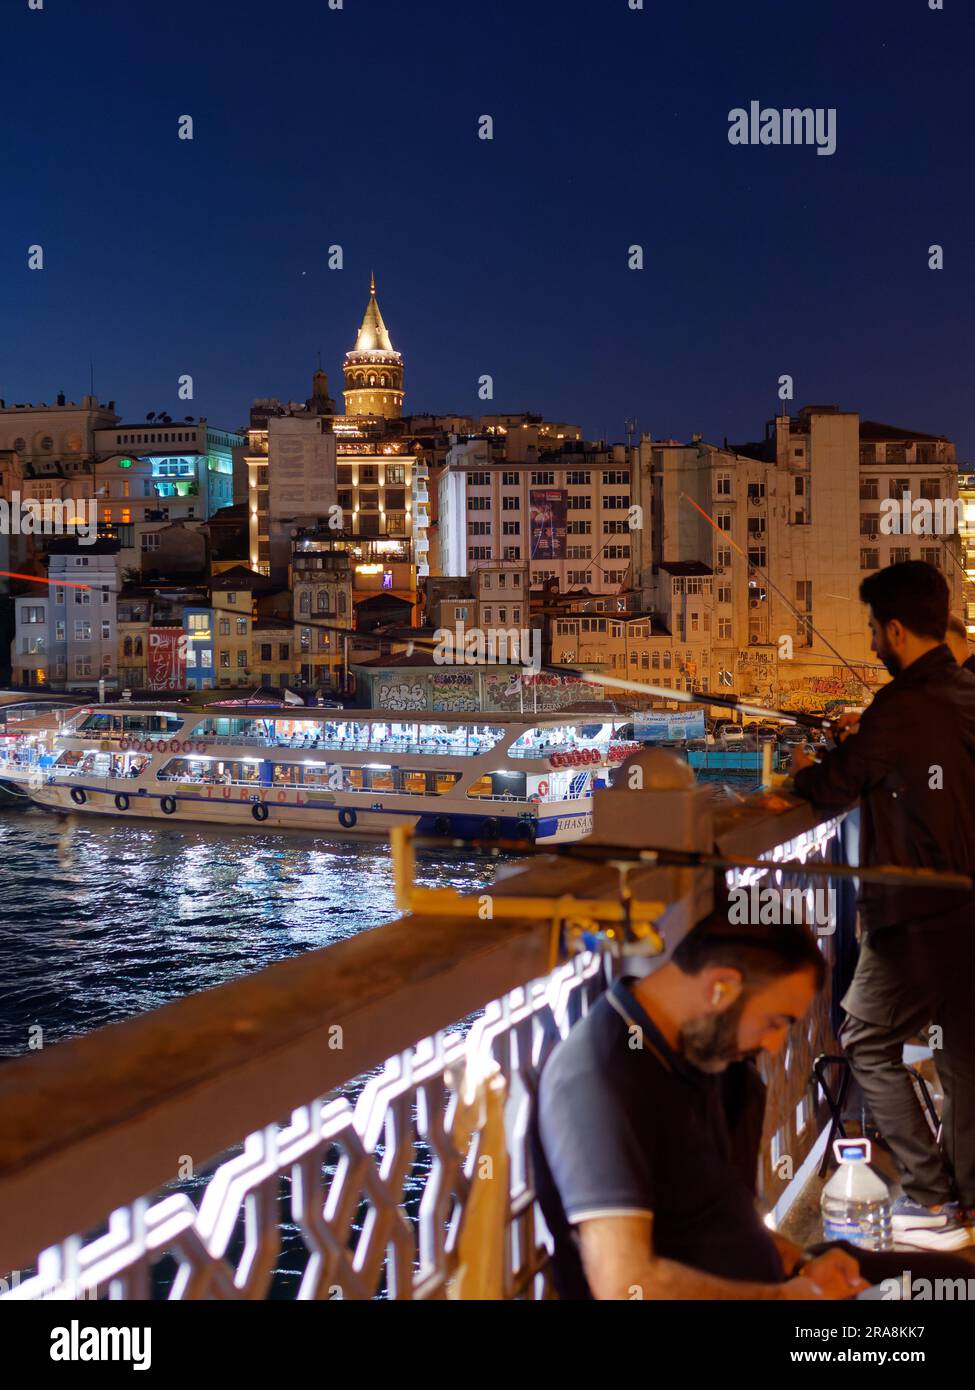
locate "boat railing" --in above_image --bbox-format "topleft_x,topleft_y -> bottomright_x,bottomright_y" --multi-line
0,792 -> 849,1301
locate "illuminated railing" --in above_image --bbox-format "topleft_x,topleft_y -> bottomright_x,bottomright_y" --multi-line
0,794 -> 849,1299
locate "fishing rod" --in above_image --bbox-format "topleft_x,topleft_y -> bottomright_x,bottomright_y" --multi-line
679,491 -> 873,696
406,832 -> 973,891
293,613 -> 851,732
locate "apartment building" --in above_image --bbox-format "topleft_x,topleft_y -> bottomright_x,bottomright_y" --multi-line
10,538 -> 121,690
439,431 -> 654,594
645,407 -> 961,707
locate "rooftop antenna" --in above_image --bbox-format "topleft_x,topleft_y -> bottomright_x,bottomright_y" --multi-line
89,360 -> 94,395
625,417 -> 636,449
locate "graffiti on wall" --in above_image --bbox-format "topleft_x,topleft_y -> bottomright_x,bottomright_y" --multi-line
431,671 -> 478,712
377,681 -> 426,711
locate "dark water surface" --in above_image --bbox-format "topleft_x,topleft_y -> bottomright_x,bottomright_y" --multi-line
0,808 -> 492,1058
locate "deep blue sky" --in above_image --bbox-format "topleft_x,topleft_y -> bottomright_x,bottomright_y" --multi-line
4,0 -> 973,453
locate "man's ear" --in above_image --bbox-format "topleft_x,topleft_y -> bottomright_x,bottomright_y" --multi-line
704,967 -> 743,1009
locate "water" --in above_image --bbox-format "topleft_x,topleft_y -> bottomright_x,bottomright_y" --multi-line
821,1147 -> 893,1252
0,808 -> 493,1058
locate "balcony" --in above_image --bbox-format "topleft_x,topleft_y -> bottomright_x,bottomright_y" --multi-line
0,787 -> 850,1301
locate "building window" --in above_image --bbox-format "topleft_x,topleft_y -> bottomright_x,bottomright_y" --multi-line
860,549 -> 880,570
568,520 -> 592,535
227,592 -> 237,605
502,521 -> 520,535
566,471 -> 590,486
219,617 -> 230,636
716,512 -> 732,531
718,619 -> 733,640
603,471 -> 628,485
530,472 -> 555,486
74,622 -> 91,641
468,472 -> 491,487
101,621 -> 111,639
502,496 -> 520,511
502,472 -> 519,487
236,651 -> 247,668
567,495 -> 591,510
716,474 -> 732,496
859,478 -> 879,500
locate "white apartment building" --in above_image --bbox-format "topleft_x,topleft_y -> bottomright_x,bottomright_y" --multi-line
11,539 -> 122,690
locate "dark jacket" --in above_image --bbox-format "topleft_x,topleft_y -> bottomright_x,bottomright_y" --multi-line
793,645 -> 975,932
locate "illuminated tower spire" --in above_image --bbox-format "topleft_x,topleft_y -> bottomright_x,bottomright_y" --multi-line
343,274 -> 404,418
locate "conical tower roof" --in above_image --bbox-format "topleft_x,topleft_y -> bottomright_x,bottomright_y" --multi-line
351,272 -> 396,354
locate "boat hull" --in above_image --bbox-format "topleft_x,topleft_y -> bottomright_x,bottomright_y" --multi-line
27,781 -> 592,844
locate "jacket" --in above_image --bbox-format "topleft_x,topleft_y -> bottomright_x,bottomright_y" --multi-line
793,645 -> 975,932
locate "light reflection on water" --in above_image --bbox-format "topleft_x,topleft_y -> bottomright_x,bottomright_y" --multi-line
0,809 -> 493,1057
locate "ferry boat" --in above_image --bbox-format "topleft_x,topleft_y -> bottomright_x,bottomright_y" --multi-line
27,704 -> 644,843
0,697 -> 85,805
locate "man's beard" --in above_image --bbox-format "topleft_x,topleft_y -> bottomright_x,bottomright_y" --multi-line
875,635 -> 901,678
678,995 -> 758,1074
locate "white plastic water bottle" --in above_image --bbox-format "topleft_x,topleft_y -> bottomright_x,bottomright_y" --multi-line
820,1138 -> 892,1250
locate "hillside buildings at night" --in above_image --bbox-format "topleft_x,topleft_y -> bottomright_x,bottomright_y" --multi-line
2,279 -> 968,710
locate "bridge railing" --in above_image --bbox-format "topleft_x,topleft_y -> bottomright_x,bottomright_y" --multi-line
0,795 -> 849,1299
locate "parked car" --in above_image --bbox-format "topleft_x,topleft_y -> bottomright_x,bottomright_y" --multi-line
721,725 -> 745,745
777,725 -> 810,745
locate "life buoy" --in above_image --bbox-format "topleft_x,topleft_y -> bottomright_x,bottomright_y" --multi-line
518,817 -> 538,842
119,738 -> 130,752
114,793 -> 130,811
433,815 -> 451,837
195,741 -> 206,754
338,807 -> 357,829
160,796 -> 177,815
481,817 -> 500,840
252,802 -> 269,822
169,740 -> 181,753
70,787 -> 87,806
536,780 -> 549,797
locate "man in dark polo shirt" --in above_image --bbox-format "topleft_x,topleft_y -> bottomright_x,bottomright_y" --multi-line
534,900 -> 975,1300
533,908 -> 850,1299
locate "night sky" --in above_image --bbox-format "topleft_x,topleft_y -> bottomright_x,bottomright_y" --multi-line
4,0 -> 973,454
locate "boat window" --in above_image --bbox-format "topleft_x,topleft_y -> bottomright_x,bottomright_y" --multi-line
508,726 -> 578,757
271,763 -> 463,794
158,758 -> 263,784
466,771 -> 528,800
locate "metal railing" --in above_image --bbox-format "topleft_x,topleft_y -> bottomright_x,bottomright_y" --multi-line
0,795 -> 846,1299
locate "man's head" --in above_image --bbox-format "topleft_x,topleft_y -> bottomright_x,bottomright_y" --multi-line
859,561 -> 948,677
945,613 -> 970,667
663,901 -> 825,1073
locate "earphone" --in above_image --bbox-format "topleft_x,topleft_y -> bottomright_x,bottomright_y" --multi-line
711,983 -> 725,1005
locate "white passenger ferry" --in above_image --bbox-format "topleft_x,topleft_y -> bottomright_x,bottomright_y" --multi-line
28,704 -> 643,843
0,698 -> 85,804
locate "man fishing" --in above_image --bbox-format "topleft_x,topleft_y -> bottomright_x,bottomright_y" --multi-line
790,560 -> 975,1250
